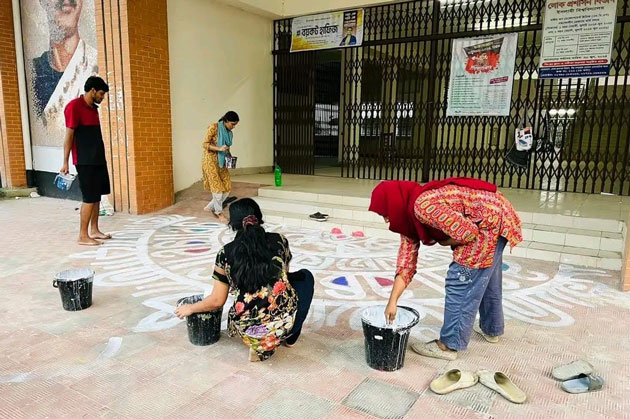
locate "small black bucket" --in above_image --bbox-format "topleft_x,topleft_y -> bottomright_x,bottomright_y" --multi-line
53,269 -> 95,311
177,294 -> 222,346
361,305 -> 420,371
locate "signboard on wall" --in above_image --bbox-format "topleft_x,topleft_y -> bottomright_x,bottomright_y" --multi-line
539,0 -> 618,79
20,0 -> 99,173
446,34 -> 518,117
290,9 -> 364,52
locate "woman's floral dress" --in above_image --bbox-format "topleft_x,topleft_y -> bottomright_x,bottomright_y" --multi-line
214,233 -> 297,360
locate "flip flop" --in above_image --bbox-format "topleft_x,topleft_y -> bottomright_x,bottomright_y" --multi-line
477,370 -> 527,404
561,374 -> 604,394
552,360 -> 593,381
78,240 -> 103,246
430,369 -> 478,395
309,212 -> 329,222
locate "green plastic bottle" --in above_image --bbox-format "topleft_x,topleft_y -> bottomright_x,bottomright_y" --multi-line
274,165 -> 282,187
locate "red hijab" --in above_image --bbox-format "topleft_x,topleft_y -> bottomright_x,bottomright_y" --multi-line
368,177 -> 497,245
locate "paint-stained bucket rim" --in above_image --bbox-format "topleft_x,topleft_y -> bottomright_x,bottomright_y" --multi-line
54,268 -> 95,283
361,305 -> 420,330
177,294 -> 222,314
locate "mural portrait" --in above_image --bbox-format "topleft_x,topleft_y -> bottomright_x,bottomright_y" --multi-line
21,0 -> 98,150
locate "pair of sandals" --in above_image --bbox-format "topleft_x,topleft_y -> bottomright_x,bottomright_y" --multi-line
430,369 -> 526,404
309,212 -> 329,222
553,360 -> 604,394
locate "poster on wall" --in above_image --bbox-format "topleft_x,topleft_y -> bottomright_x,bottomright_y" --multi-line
20,0 -> 98,173
290,9 -> 364,52
539,0 -> 618,79
446,33 -> 518,117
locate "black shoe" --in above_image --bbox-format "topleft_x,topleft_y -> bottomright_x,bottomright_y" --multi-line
222,196 -> 237,209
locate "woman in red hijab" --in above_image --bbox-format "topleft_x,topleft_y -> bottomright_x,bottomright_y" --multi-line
369,178 -> 522,360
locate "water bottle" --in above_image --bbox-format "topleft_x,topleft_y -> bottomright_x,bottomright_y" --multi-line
274,165 -> 282,187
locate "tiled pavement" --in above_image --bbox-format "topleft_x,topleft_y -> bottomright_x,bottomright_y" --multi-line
1,188 -> 629,419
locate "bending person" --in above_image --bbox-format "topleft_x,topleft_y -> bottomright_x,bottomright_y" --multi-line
369,178 -> 522,360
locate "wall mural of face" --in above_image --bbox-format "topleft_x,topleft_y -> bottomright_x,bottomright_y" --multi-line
39,0 -> 83,43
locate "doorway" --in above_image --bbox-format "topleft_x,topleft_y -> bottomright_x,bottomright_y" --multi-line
314,50 -> 342,177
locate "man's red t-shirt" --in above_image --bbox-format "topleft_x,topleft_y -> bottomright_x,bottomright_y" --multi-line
64,96 -> 106,166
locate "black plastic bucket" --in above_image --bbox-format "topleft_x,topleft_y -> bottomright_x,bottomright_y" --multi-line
177,294 -> 222,346
53,269 -> 95,311
361,305 -> 420,371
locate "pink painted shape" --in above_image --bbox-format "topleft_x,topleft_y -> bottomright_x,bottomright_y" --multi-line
375,277 -> 394,287
352,231 -> 365,237
331,228 -> 343,235
185,248 -> 210,254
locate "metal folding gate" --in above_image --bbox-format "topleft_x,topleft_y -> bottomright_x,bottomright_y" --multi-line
273,0 -> 630,195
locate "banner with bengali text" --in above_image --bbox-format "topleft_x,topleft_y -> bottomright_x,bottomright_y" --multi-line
291,9 -> 364,52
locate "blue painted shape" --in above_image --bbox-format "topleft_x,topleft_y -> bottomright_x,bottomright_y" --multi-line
502,263 -> 509,272
187,241 -> 204,245
332,276 -> 349,286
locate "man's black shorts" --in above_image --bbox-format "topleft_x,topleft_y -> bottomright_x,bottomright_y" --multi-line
76,165 -> 111,204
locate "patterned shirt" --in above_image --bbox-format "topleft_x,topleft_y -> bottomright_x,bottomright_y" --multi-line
396,185 -> 522,284
214,233 -> 297,360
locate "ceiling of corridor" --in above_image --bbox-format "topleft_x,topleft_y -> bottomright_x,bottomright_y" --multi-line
216,0 -> 401,18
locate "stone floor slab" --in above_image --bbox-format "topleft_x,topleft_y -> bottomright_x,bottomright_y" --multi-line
342,378 -> 419,419
250,387 -> 335,419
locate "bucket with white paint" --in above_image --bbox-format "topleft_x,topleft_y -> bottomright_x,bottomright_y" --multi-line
53,269 -> 94,311
361,305 -> 419,371
177,294 -> 222,346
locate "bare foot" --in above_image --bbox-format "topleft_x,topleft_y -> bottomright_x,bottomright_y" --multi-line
216,213 -> 229,224
91,231 -> 112,240
436,340 -> 456,353
78,237 -> 102,246
248,347 -> 261,362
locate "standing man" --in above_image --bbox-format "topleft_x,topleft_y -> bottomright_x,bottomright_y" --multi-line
60,76 -> 111,246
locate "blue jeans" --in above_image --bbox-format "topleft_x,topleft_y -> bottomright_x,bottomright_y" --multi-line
440,237 -> 507,351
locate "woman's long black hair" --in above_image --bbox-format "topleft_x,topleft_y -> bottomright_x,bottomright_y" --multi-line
219,111 -> 240,123
226,198 -> 280,294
